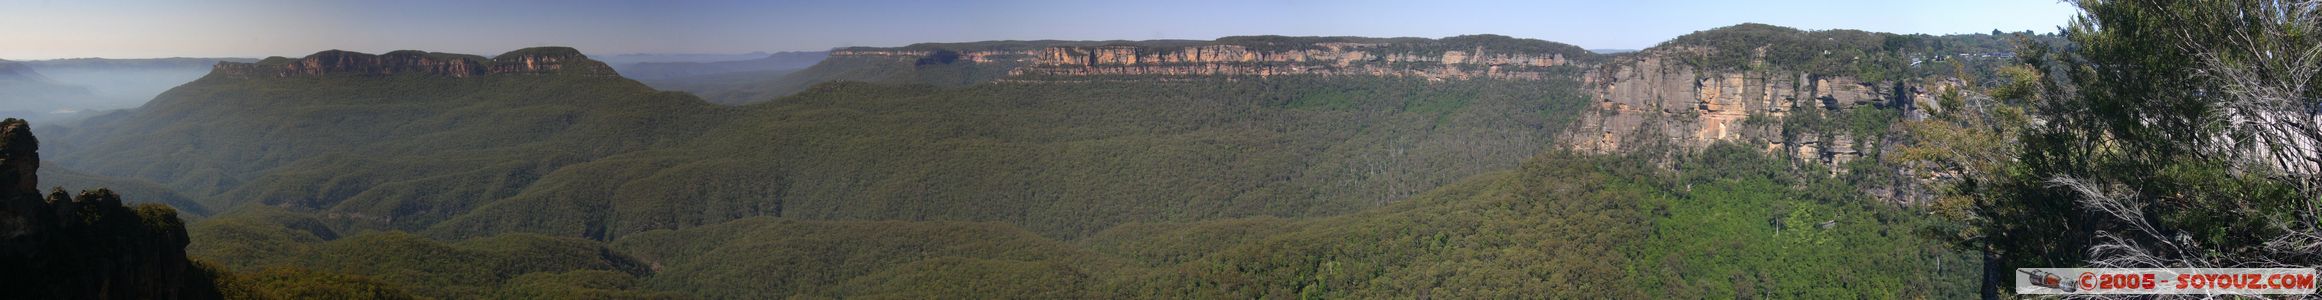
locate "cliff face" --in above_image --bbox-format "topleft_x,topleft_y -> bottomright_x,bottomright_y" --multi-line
826,35 -> 1584,81
0,119 -> 217,299
1570,47 -> 1926,168
1014,44 -> 1567,80
212,47 -> 618,78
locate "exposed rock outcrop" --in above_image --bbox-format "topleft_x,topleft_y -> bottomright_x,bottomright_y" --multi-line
1011,44 -> 1565,80
0,118 -> 219,299
212,47 -> 619,78
1570,47 -> 1918,169
827,35 -> 1587,82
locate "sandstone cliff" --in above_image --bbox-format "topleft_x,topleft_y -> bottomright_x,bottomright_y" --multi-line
0,118 -> 220,299
824,35 -> 1591,82
212,47 -> 619,78
1570,46 -> 1927,169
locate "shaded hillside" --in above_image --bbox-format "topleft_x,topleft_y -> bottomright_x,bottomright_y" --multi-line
178,203 -> 686,299
46,48 -> 726,229
434,77 -> 1591,239
40,166 -> 211,216
174,141 -> 1978,299
600,146 -> 1974,298
36,26 -> 2010,298
51,44 -> 1598,239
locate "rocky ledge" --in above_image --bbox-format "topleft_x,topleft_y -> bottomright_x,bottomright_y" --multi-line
1565,45 -> 1953,172
212,47 -> 619,78
832,35 -> 1593,81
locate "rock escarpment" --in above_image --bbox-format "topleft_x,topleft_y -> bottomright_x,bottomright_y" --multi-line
0,119 -> 219,299
828,35 -> 1590,81
1570,47 -> 1929,168
1016,43 -> 1567,80
212,46 -> 618,78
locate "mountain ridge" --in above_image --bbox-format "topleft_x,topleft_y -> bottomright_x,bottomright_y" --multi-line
31,22 -> 2016,298
210,47 -> 619,79
676,34 -> 1604,104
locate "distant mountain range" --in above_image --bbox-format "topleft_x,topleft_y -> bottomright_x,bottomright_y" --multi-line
591,52 -> 776,66
0,57 -> 258,123
14,23 -> 2050,298
37,44 -> 1613,297
614,51 -> 828,80
0,60 -> 100,122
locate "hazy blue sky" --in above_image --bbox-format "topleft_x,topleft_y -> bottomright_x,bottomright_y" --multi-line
0,0 -> 2078,60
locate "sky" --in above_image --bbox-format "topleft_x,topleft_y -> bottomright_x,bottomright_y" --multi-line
0,0 -> 2080,60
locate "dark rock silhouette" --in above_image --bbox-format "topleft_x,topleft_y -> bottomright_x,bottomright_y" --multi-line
0,118 -> 220,299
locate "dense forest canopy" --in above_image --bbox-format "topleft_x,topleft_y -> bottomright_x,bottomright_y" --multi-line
1901,0 -> 2322,298
19,36 -> 1990,297
1657,23 -> 2058,83
20,0 -> 2314,297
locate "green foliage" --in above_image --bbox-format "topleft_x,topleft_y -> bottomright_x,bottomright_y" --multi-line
495,270 -> 687,299
288,232 -> 650,297
131,203 -> 186,235
1212,35 -> 1417,52
1641,144 -> 1977,299
60,70 -> 1589,240
1931,1 -> 2322,297
1079,217 -> 1300,267
1199,35 -> 1602,63
489,47 -> 587,61
41,166 -> 210,216
50,71 -> 726,233
232,267 -> 417,300
187,207 -> 664,299
610,218 -> 1120,298
41,37 -> 1998,298
1435,34 -> 1599,59
186,259 -> 264,300
1659,23 -> 2059,83
187,206 -> 338,269
822,257 -> 1094,299
580,146 -> 1974,298
1663,23 -> 1889,76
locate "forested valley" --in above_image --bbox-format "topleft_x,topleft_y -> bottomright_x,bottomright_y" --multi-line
4,1 -> 2316,298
